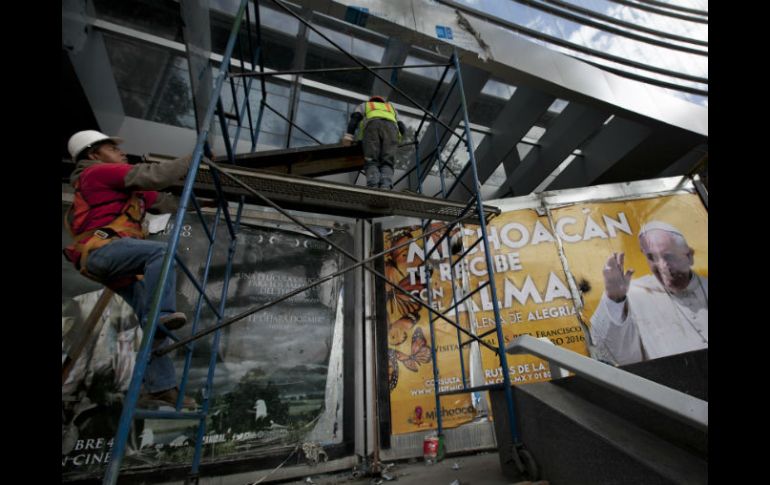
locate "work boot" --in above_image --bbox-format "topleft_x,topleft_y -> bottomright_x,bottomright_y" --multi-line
159,312 -> 187,330
154,312 -> 187,340
137,387 -> 198,409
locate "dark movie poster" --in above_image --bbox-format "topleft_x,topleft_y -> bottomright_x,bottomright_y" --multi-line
62,206 -> 348,477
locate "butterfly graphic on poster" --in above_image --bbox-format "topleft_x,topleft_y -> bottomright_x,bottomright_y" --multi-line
385,259 -> 423,321
388,311 -> 419,347
385,227 -> 425,345
384,224 -> 462,337
387,327 -> 432,392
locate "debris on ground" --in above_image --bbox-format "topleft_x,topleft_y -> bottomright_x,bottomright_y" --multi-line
301,442 -> 329,466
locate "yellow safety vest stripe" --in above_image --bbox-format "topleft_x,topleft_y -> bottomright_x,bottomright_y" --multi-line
364,101 -> 398,123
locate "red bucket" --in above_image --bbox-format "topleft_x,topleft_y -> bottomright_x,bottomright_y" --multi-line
423,436 -> 439,459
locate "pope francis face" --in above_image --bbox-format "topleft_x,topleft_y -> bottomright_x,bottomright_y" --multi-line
639,229 -> 694,293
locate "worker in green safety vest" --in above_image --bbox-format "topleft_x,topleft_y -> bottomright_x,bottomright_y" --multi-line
342,95 -> 406,190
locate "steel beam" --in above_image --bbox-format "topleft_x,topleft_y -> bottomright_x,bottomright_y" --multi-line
594,130 -> 706,185
494,143 -> 522,199
371,37 -> 410,98
658,143 -> 708,178
509,103 -> 610,195
548,116 -> 652,191
408,64 -> 489,190
446,85 -> 554,201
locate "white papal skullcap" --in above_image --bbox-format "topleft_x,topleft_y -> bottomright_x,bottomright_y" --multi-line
638,221 -> 685,238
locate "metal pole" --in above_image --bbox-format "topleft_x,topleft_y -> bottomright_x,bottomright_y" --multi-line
451,50 -> 521,443
228,63 -> 452,77
178,205 -> 223,402
190,201 -> 244,478
424,258 -> 444,434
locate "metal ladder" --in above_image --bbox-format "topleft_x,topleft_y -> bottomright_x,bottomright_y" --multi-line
101,1 -> 254,482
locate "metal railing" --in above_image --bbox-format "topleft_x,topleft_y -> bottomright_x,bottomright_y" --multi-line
506,335 -> 708,431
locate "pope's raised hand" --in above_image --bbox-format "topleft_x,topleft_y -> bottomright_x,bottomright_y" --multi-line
603,252 -> 634,302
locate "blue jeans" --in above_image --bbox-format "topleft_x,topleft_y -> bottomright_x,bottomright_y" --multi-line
86,238 -> 178,392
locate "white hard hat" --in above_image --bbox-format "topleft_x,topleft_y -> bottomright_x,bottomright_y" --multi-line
67,130 -> 124,160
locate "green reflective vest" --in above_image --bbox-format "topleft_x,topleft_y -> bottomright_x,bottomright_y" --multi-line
365,101 -> 398,122
357,101 -> 399,140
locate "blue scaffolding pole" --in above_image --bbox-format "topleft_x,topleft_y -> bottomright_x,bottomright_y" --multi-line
409,49 -> 536,478
102,1 -> 253,483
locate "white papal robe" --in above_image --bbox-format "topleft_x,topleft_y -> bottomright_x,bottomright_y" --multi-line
589,274 -> 708,365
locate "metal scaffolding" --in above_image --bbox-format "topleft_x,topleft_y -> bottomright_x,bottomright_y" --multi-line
100,1 -> 536,483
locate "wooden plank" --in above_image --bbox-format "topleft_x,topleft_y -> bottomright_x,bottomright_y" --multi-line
62,143 -> 365,180
215,143 -> 364,177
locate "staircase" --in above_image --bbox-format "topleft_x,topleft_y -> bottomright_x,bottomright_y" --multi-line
490,349 -> 708,484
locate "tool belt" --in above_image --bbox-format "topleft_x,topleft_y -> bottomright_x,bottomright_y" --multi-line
64,190 -> 147,289
65,226 -> 145,289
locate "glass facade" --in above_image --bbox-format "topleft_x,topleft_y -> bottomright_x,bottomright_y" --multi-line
103,34 -> 196,129
291,89 -> 354,147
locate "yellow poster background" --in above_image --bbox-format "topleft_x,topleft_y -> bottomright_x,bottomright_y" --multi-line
384,223 -> 476,435
551,193 -> 708,346
460,209 -> 590,385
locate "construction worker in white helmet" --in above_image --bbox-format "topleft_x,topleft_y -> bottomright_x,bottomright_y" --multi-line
63,130 -> 197,409
342,95 -> 406,190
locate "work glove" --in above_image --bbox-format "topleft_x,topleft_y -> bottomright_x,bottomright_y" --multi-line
341,133 -> 354,146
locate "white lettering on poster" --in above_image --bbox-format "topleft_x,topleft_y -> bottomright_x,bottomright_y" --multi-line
405,211 -> 632,264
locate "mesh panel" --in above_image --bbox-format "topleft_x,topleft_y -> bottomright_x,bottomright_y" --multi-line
195,165 -> 499,223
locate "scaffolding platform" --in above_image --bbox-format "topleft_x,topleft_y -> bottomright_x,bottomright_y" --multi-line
216,142 -> 364,177
62,143 -> 362,181
190,162 -> 501,223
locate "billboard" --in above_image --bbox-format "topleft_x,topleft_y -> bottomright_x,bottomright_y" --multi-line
62,209 -> 350,478
383,185 -> 707,435
383,223 -> 476,435
556,194 -> 708,365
